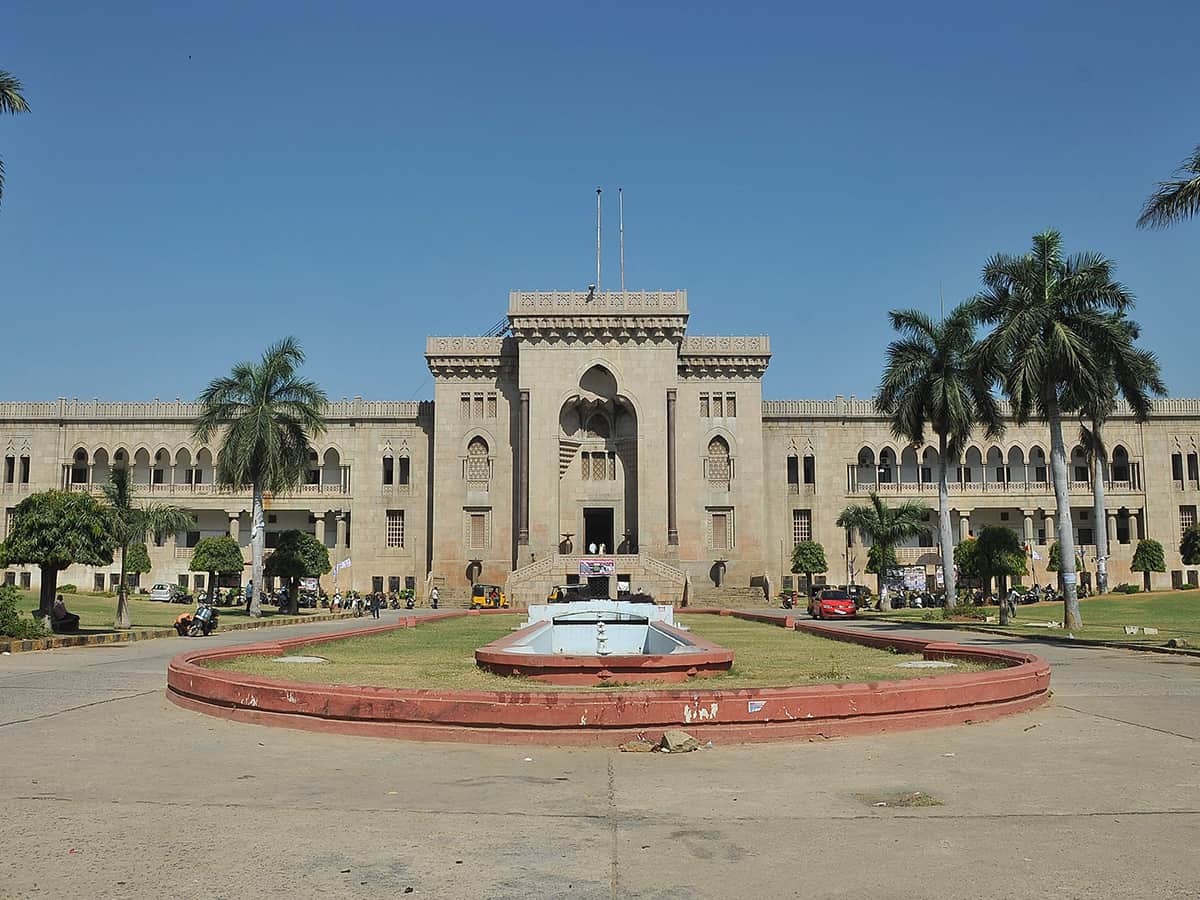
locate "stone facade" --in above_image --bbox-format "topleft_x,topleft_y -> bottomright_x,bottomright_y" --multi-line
4,291 -> 1200,601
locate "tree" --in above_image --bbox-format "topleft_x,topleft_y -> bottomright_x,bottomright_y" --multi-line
126,543 -> 152,579
0,490 -> 114,618
975,526 -> 1028,624
1180,526 -> 1200,567
836,493 -> 928,610
264,530 -> 330,614
101,467 -> 192,629
0,70 -> 31,207
194,338 -> 327,616
1130,539 -> 1165,592
974,229 -> 1145,630
1137,144 -> 1200,229
877,303 -> 1001,610
790,541 -> 827,592
190,536 -> 245,602
954,537 -> 980,582
1073,315 -> 1165,595
1046,541 -> 1062,572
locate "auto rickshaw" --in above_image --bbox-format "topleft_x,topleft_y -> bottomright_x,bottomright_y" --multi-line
470,583 -> 508,609
547,584 -> 582,603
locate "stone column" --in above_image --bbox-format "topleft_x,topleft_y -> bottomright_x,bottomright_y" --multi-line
1044,513 -> 1055,544
958,510 -> 971,542
1106,511 -> 1117,544
335,512 -> 347,549
518,390 -> 529,545
1022,510 -> 1035,544
666,390 -> 678,546
315,513 -> 327,548
228,513 -> 240,542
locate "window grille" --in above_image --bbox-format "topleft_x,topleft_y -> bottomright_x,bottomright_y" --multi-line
386,510 -> 405,548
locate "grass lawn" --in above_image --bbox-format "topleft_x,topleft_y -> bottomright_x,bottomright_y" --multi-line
206,613 -> 996,692
10,588 -> 331,635
867,589 -> 1200,645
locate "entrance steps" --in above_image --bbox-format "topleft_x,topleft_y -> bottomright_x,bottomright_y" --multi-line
505,553 -> 687,607
685,584 -> 771,608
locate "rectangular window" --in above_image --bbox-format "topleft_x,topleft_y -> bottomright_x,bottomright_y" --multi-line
486,393 -> 497,418
804,456 -> 815,485
712,513 -> 728,551
792,509 -> 812,545
386,510 -> 405,548
996,466 -> 1008,482
712,394 -> 724,418
71,466 -> 87,484
470,513 -> 486,550
388,576 -> 401,593
473,393 -> 484,419
3,457 -> 13,483
4,571 -> 15,586
1172,453 -> 1184,481
726,394 -> 736,417
958,466 -> 973,483
306,467 -> 319,485
1035,465 -> 1047,483
264,531 -> 278,549
918,530 -> 934,548
20,571 -> 31,589
194,574 -> 205,590
699,394 -> 710,417
1189,454 -> 1199,482
1180,506 -> 1197,533
460,393 -> 471,419
19,457 -> 29,484
1074,465 -> 1089,482
592,454 -> 608,481
186,531 -> 200,548
920,466 -> 932,483
152,468 -> 164,484
1078,527 -> 1094,545
372,576 -> 384,594
94,574 -> 105,591
786,456 -> 799,486
383,457 -> 394,485
398,457 -> 410,485
178,574 -> 188,588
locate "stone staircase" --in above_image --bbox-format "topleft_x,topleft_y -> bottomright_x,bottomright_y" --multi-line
504,553 -> 687,607
684,583 -> 771,608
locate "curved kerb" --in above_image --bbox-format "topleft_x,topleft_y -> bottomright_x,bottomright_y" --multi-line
166,609 -> 1051,746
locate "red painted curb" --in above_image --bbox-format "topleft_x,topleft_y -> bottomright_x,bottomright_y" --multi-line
166,610 -> 1051,745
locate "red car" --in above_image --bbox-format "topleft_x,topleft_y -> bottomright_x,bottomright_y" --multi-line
808,588 -> 857,620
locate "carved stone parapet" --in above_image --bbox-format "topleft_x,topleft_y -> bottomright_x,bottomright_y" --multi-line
678,358 -> 771,380
425,336 -> 517,380
679,335 -> 771,356
508,290 -> 687,314
509,316 -> 688,345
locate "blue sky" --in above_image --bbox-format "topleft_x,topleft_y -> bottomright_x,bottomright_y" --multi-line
2,1 -> 1197,402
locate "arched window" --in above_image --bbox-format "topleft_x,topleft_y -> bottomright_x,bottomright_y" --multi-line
382,453 -> 394,485
71,448 -> 88,484
878,448 -> 894,484
306,450 -> 320,485
465,437 -> 490,485
707,437 -> 731,489
1112,446 -> 1130,482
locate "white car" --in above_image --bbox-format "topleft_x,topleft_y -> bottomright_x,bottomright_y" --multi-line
150,583 -> 187,603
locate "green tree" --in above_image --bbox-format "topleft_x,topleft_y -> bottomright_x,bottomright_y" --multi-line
1072,315 -> 1165,595
0,490 -> 114,618
1130,539 -> 1165,592
0,70 -> 31,207
1137,144 -> 1200,229
1180,526 -> 1200,567
790,541 -> 827,592
0,583 -> 46,639
974,229 -> 1144,630
975,526 -> 1028,624
125,543 -> 152,578
194,338 -> 327,616
264,530 -> 331,614
190,536 -> 245,602
954,537 -> 980,581
877,303 -> 1000,610
836,493 -> 928,610
1046,541 -> 1061,573
101,467 -> 192,629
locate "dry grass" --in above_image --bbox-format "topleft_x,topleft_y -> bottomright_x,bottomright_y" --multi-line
206,613 -> 997,692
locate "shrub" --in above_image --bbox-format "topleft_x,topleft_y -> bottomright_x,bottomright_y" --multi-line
1112,583 -> 1142,594
58,584 -> 78,593
0,584 -> 48,639
1177,583 -> 1197,591
946,603 -> 990,621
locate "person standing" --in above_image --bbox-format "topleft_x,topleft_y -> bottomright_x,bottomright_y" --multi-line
430,586 -> 440,609
370,593 -> 381,619
245,580 -> 254,613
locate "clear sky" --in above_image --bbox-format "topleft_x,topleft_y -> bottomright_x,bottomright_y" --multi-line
2,1 -> 1197,402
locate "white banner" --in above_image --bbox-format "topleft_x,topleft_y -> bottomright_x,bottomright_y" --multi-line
335,558 -> 352,573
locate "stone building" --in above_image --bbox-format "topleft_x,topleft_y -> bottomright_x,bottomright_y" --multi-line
3,289 -> 1200,602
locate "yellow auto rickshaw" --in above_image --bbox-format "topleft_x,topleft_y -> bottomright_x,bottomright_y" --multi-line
470,583 -> 508,609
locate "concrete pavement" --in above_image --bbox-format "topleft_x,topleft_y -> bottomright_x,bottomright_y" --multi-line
1,615 -> 1196,898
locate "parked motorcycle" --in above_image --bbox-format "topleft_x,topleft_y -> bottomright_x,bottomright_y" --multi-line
175,598 -> 219,637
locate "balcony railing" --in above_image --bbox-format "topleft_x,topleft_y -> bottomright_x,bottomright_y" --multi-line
847,479 -> 1141,497
66,482 -> 350,498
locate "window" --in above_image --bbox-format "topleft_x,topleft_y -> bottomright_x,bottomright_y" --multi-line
803,455 -> 815,485
712,394 -> 724,418
1181,506 -> 1197,533
264,531 -> 278,549
398,457 -> 410,485
19,457 -> 29,484
582,451 -> 616,480
20,572 -> 31,589
699,394 -> 710,417
460,393 -> 471,419
725,394 -> 736,418
473,393 -> 484,419
706,437 -> 731,489
268,514 -> 277,524
178,574 -> 188,588
383,456 -> 394,485
1079,528 -> 1094,545
3,572 -> 14,586
486,394 -> 497,418
386,510 -> 405,548
996,466 -> 1009,482
465,438 -> 490,484
94,574 -> 105,591
1074,465 -> 1089,482
186,531 -> 200,548
921,466 -> 932,483
388,576 -> 401,593
152,467 -> 164,484
1189,453 -> 1199,482
469,513 -> 486,550
71,448 -> 88,483
372,576 -> 384,594
3,457 -> 12,483
786,456 -> 799,487
792,509 -> 812,545
878,451 -> 893,484
712,513 -> 729,551
1172,453 -> 1184,481
1112,448 -> 1130,482
1034,465 -> 1047,483
958,465 -> 973,483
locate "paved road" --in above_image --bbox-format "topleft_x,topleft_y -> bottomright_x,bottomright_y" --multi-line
1,615 -> 1197,899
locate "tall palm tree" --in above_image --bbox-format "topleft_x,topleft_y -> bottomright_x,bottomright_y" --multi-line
102,466 -> 193,629
973,230 -> 1143,630
1072,316 -> 1165,595
876,304 -> 1001,609
1137,144 -> 1200,229
836,492 -> 929,610
0,69 -> 32,206
193,338 -> 327,616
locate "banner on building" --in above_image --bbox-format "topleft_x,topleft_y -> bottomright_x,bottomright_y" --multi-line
300,578 -> 319,592
580,558 -> 615,577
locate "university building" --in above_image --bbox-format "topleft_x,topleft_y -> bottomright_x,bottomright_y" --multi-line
4,290 -> 1200,602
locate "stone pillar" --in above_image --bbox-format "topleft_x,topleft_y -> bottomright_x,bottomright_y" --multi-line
1106,511 -> 1117,543
315,513 -> 327,548
1022,510 -> 1035,544
666,390 -> 678,546
958,510 -> 971,543
228,513 -> 240,542
1135,508 -> 1145,541
335,512 -> 347,549
518,390 -> 529,545
1044,513 -> 1055,544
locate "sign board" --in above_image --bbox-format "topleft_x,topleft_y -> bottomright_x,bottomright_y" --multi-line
580,558 -> 615,577
1062,571 -> 1077,585
903,567 -> 926,590
300,578 -> 318,592
935,565 -> 944,588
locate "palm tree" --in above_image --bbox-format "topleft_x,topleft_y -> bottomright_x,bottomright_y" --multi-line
1073,316 -> 1165,595
0,69 -> 32,206
1137,144 -> 1200,229
836,492 -> 929,610
193,338 -> 327,616
973,230 -> 1144,630
102,466 -> 193,629
876,304 -> 1001,610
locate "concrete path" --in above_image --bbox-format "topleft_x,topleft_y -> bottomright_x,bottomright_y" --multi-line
1,614 -> 1196,898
